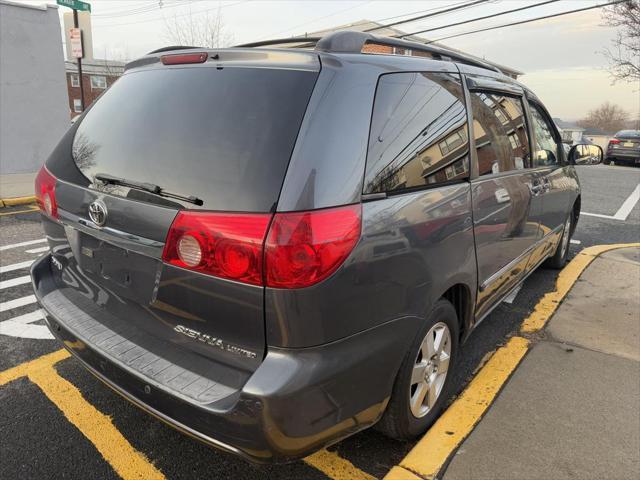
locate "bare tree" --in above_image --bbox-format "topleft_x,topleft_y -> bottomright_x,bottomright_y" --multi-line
100,48 -> 127,79
601,0 -> 640,83
577,102 -> 629,133
163,8 -> 234,48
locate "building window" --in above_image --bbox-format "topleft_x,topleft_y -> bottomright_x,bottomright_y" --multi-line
90,76 -> 107,89
70,74 -> 79,87
439,129 -> 467,156
444,157 -> 469,179
73,98 -> 82,113
494,107 -> 509,125
508,132 -> 521,149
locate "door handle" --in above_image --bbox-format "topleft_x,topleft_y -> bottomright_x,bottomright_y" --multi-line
529,183 -> 544,195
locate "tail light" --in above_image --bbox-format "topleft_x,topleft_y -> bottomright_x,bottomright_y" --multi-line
609,139 -> 620,146
265,204 -> 361,288
162,211 -> 271,286
35,165 -> 58,219
162,204 -> 361,289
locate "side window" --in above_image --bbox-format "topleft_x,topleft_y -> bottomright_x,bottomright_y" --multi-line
528,102 -> 559,167
364,72 -> 469,194
470,92 -> 530,176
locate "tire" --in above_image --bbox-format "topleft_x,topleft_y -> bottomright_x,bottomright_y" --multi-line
603,158 -> 611,165
545,212 -> 573,269
377,298 -> 460,440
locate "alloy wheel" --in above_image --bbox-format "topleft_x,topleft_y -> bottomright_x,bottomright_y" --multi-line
409,322 -> 451,418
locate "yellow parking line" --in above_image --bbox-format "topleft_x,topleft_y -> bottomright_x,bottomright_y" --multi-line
305,449 -> 377,480
1,349 -> 165,480
387,337 -> 529,480
0,206 -> 39,216
28,364 -> 166,480
0,348 -> 70,386
521,242 -> 640,332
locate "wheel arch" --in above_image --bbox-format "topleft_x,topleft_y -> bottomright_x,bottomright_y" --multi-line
441,282 -> 473,342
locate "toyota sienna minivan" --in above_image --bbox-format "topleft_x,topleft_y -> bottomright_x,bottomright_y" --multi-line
31,31 -> 602,464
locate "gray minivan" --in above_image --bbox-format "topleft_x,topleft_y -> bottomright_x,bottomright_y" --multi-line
31,31 -> 602,463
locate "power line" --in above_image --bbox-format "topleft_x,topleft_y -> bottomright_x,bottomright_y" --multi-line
426,0 -> 629,44
364,0 -> 491,33
93,0 -> 248,27
256,1 -> 373,41
398,0 -> 560,37
369,0 -> 481,24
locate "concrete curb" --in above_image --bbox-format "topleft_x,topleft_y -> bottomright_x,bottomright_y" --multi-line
0,196 -> 36,208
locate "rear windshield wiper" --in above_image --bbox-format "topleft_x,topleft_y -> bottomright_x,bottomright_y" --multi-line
95,173 -> 203,206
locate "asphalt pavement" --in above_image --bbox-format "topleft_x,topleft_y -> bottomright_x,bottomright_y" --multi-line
1,164 -> 638,480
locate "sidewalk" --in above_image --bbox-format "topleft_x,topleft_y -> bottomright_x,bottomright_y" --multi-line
0,172 -> 37,204
443,247 -> 640,480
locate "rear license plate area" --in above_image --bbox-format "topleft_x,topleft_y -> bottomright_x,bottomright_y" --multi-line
72,230 -> 159,303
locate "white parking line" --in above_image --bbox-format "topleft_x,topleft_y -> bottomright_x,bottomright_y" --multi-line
25,246 -> 49,254
502,284 -> 522,304
0,260 -> 35,274
3,309 -> 44,324
613,184 -> 640,221
581,212 -> 617,220
0,295 -> 37,312
0,309 -> 52,340
0,275 -> 31,290
581,183 -> 640,221
0,238 -> 46,251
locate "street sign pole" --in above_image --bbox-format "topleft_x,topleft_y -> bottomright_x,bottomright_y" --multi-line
73,9 -> 85,112
57,0 -> 90,112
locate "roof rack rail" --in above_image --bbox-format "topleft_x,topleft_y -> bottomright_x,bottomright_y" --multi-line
147,45 -> 199,54
235,37 -> 322,48
315,31 -> 502,74
235,31 -> 501,74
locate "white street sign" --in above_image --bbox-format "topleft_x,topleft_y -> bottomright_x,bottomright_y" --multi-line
69,27 -> 83,58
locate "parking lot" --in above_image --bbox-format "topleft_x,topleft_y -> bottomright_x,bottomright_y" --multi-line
1,164 -> 638,480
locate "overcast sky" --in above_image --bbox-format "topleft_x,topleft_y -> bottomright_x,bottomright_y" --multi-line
23,0 -> 640,121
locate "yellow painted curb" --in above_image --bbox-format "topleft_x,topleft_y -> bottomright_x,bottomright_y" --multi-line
387,337 -> 530,480
521,242 -> 640,333
385,466 -> 423,479
1,195 -> 36,207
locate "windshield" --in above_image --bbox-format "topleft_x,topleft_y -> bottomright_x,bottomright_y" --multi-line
72,66 -> 318,211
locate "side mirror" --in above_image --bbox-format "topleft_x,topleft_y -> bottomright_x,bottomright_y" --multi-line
568,144 -> 603,165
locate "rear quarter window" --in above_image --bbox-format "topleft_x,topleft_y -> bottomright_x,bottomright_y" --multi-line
364,72 -> 469,195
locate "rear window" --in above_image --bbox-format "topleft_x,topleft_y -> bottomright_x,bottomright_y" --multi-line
72,66 -> 317,212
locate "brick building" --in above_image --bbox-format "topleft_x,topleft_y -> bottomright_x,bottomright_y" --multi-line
65,59 -> 124,118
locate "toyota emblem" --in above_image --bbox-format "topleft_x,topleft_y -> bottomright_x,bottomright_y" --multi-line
88,200 -> 108,227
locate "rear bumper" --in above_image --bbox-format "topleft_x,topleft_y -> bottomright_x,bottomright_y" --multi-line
31,253 -> 418,464
607,150 -> 640,161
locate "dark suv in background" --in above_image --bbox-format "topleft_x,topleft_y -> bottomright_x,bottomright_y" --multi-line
31,31 -> 602,464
